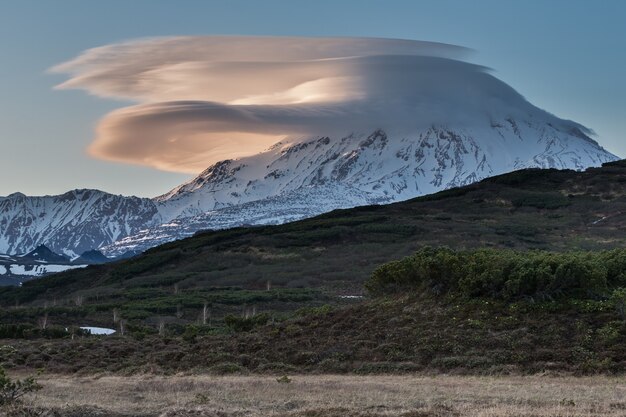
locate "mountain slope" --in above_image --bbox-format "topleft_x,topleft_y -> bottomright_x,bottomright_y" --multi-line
73,249 -> 111,265
160,124 -> 613,215
0,244 -> 87,285
106,122 -> 616,255
21,245 -> 70,263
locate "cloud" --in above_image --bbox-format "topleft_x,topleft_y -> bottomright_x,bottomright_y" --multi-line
52,36 -> 587,173
52,36 -> 468,103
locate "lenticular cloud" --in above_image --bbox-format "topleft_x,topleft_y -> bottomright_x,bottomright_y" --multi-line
52,36 -> 589,173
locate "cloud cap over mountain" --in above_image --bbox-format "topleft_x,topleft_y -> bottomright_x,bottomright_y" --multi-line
52,36 -> 594,173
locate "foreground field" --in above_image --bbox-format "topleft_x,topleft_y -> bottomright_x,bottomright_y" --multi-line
15,374 -> 626,417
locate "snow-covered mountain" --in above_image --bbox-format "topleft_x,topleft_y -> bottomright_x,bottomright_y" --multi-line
101,121 -> 616,255
0,190 -> 161,257
2,46 -> 622,263
0,121 -> 618,260
157,124 -> 613,215
0,245 -> 88,285
3,35 -> 612,268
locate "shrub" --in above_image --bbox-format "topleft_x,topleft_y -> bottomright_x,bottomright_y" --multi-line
366,247 -> 625,301
0,365 -> 41,405
609,288 -> 626,319
276,375 -> 291,383
257,362 -> 297,373
224,313 -> 270,332
511,191 -> 570,209
182,326 -> 199,343
295,304 -> 333,317
0,324 -> 71,340
597,322 -> 623,344
209,362 -> 246,374
366,247 -> 463,296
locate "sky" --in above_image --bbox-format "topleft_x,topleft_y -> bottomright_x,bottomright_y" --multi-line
0,0 -> 624,198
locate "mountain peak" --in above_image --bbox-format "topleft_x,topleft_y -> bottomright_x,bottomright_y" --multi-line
22,245 -> 70,263
27,244 -> 53,255
73,249 -> 110,265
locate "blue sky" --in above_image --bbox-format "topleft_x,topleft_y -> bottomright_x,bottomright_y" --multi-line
0,0 -> 624,197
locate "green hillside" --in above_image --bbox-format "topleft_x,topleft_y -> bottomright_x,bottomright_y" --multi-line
0,161 -> 626,368
3,247 -> 625,375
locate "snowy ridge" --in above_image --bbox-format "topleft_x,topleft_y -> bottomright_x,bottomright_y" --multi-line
0,189 -> 161,256
103,185 -> 369,256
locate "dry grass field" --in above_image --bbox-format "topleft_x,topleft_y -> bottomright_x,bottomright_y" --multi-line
12,374 -> 626,417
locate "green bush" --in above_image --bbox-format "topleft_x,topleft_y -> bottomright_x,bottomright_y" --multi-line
182,325 -> 201,343
0,324 -> 73,340
365,247 -> 463,296
295,304 -> 333,317
511,191 -> 570,209
209,362 -> 246,374
224,313 -> 270,332
366,247 -> 625,301
609,287 -> 626,319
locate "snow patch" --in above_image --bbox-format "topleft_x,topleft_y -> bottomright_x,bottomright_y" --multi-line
5,264 -> 87,276
80,326 -> 116,335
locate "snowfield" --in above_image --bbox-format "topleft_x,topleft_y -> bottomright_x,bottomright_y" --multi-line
0,263 -> 86,276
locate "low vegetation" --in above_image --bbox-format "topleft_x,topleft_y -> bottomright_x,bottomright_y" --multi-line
1,246 -> 625,375
366,247 -> 626,302
5,374 -> 626,417
0,365 -> 40,406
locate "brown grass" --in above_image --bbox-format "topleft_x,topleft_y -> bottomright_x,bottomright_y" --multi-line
18,374 -> 626,417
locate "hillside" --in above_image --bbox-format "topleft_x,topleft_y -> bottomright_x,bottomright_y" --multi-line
0,163 -> 626,375
0,160 -> 622,345
4,160 -> 626,304
4,249 -> 626,375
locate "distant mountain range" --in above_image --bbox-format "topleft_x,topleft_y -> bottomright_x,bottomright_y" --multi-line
0,244 -> 117,285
